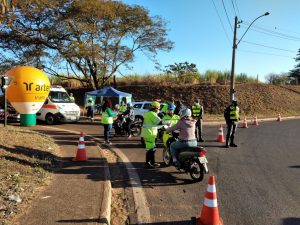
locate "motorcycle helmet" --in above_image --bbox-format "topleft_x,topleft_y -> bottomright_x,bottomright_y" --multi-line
127,102 -> 132,108
168,104 -> 176,111
179,108 -> 192,118
151,101 -> 160,110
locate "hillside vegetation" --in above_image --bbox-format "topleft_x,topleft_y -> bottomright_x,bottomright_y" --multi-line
69,84 -> 300,117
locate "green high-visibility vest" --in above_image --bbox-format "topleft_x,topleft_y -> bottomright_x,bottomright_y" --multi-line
120,105 -> 127,112
141,111 -> 161,139
229,106 -> 240,120
101,110 -> 113,124
161,104 -> 168,113
162,114 -> 180,127
192,104 -> 203,117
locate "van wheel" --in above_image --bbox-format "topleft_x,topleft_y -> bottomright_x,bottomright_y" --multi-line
46,114 -> 56,125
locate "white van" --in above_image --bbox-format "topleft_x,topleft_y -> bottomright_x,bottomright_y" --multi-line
36,85 -> 80,125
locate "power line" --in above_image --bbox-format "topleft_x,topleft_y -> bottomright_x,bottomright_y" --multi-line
220,0 -> 233,32
231,0 -> 237,16
210,0 -> 231,45
234,0 -> 242,19
240,40 -> 297,53
243,21 -> 300,40
239,24 -> 300,42
237,49 -> 295,58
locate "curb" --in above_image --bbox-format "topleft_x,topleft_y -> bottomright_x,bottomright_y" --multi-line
37,126 -> 112,225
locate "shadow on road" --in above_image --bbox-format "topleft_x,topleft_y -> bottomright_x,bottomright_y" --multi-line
288,165 -> 300,168
282,217 -> 300,225
131,218 -> 196,225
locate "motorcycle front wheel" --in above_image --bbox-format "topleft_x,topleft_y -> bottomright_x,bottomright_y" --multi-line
162,147 -> 172,166
189,159 -> 204,182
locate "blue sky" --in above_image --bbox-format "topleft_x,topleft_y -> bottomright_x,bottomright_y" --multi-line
121,0 -> 300,82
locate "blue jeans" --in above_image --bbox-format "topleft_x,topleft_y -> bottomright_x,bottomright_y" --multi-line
104,124 -> 112,141
170,140 -> 197,161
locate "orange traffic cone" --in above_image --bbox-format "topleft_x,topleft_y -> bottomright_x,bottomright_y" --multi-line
196,176 -> 223,225
242,117 -> 248,128
217,125 -> 225,143
277,113 -> 282,122
252,116 -> 259,126
73,132 -> 88,161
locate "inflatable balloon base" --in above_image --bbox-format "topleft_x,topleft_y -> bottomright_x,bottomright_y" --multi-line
20,114 -> 36,126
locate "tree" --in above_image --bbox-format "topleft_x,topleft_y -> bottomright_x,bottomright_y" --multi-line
164,61 -> 198,76
0,0 -> 173,89
289,49 -> 300,85
266,73 -> 290,85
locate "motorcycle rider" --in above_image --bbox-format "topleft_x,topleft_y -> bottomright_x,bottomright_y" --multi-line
141,101 -> 162,169
162,104 -> 180,146
166,108 -> 197,167
123,103 -> 135,138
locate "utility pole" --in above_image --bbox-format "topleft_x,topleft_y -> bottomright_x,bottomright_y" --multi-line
229,12 -> 269,103
230,16 -> 238,102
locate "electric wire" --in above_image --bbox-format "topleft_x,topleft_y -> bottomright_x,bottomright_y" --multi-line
220,0 -> 233,32
231,0 -> 237,16
239,25 -> 300,42
234,0 -> 242,19
210,0 -> 231,45
237,49 -> 294,58
240,40 -> 297,53
243,21 -> 300,40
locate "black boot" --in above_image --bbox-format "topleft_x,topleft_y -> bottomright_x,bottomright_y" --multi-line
150,149 -> 160,168
145,150 -> 154,169
230,137 -> 238,147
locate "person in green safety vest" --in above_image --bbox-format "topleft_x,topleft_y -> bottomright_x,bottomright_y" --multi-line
141,101 -> 163,169
192,99 -> 204,142
224,99 -> 240,148
86,97 -> 95,121
161,98 -> 175,115
69,93 -> 75,102
162,104 -> 180,146
101,99 -> 117,145
119,101 -> 127,113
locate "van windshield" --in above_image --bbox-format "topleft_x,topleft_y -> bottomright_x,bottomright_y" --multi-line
49,91 -> 72,103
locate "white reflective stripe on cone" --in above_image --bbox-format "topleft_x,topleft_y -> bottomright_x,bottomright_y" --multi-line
78,144 -> 85,149
204,198 -> 218,207
79,137 -> 84,141
207,184 -> 216,193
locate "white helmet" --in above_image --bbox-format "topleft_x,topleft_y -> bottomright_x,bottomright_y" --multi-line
179,108 -> 192,118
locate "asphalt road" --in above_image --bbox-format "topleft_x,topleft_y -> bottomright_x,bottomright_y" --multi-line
48,119 -> 300,225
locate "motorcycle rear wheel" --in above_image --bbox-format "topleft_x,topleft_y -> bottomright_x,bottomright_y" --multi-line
131,124 -> 141,136
189,159 -> 204,182
162,147 -> 172,166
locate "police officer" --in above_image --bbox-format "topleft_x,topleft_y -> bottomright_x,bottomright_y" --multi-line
69,93 -> 75,102
224,99 -> 240,148
141,101 -> 162,169
86,97 -> 95,121
192,99 -> 204,142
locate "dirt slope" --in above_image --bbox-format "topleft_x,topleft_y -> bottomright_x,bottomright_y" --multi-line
69,84 -> 300,117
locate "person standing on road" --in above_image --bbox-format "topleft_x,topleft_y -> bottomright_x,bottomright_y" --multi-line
224,99 -> 240,148
192,99 -> 204,142
123,103 -> 135,138
69,93 -> 75,102
174,100 -> 184,116
86,97 -> 95,121
101,99 -> 116,145
141,101 -> 162,169
166,108 -> 197,167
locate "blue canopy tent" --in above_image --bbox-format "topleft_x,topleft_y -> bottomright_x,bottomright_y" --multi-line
84,86 -> 132,114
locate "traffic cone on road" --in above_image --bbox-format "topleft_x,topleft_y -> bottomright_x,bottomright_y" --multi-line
196,176 -> 223,225
242,117 -> 249,128
73,132 -> 88,161
252,116 -> 259,126
217,125 -> 225,143
277,113 -> 282,122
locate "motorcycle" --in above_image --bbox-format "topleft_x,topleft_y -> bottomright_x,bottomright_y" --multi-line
113,114 -> 142,137
162,130 -> 209,182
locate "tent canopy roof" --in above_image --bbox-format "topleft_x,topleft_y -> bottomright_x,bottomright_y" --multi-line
85,86 -> 132,97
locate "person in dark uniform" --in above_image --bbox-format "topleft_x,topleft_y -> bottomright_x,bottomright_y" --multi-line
224,100 -> 240,148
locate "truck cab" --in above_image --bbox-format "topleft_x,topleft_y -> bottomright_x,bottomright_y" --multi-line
36,86 -> 80,125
